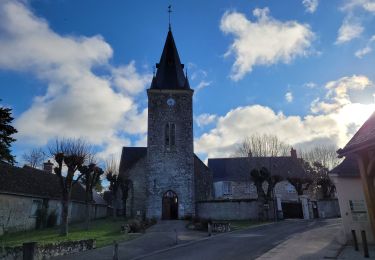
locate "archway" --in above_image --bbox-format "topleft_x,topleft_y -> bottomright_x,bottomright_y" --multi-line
162,190 -> 178,220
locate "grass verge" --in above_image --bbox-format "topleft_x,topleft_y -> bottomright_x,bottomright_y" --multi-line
0,218 -> 140,248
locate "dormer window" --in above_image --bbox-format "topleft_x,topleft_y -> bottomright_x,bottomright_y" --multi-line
165,122 -> 176,150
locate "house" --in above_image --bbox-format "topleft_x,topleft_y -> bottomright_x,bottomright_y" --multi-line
118,27 -> 213,220
0,161 -> 107,234
330,157 -> 372,243
207,149 -> 312,219
208,150 -> 306,202
336,111 -> 375,243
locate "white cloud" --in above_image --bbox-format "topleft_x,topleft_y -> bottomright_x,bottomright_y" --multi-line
0,1 -> 150,160
285,92 -> 293,103
336,19 -> 364,44
311,75 -> 372,113
304,82 -> 317,88
194,80 -> 212,92
303,0 -> 319,13
195,75 -> 375,158
355,35 -> 375,57
220,7 -> 314,81
111,61 -> 152,95
195,114 -> 218,127
343,0 -> 375,13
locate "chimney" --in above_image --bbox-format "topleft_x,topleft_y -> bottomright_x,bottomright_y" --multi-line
290,148 -> 297,159
43,160 -> 54,173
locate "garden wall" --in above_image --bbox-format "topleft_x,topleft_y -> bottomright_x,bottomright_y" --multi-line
317,199 -> 341,218
196,199 -> 261,220
1,239 -> 95,260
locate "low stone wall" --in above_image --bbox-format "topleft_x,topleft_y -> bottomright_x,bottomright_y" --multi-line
1,239 -> 95,260
317,199 -> 341,218
197,199 -> 259,220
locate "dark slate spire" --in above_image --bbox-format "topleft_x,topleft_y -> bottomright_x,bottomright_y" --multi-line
151,29 -> 190,90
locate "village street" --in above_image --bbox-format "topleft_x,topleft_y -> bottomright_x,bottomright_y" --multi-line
56,218 -> 344,260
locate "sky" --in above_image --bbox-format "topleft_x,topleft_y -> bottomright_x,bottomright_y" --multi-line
1,0 -> 375,165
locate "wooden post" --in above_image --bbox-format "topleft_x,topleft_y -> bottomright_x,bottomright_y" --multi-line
23,242 -> 37,260
356,154 -> 375,241
361,230 -> 369,258
351,230 -> 359,251
113,240 -> 118,260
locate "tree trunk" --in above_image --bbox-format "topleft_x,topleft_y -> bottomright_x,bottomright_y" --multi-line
112,195 -> 117,220
122,199 -> 127,219
60,194 -> 69,236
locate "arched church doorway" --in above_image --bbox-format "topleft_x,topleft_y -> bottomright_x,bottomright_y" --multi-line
162,190 -> 178,220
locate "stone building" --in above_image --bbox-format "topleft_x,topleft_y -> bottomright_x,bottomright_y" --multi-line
119,28 -> 213,220
0,161 -> 107,234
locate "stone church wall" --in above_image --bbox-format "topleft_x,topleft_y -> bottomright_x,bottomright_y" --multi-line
124,157 -> 148,219
194,156 -> 213,202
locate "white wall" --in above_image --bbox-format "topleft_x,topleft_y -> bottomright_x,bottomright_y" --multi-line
332,175 -> 374,243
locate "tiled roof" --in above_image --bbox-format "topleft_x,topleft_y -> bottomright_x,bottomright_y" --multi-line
330,157 -> 359,177
119,147 -> 147,175
0,161 -> 101,203
339,111 -> 375,155
207,156 -> 308,182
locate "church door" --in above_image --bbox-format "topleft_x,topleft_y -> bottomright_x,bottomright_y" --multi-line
162,190 -> 178,220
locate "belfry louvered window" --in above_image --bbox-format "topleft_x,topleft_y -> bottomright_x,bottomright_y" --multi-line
165,122 -> 176,149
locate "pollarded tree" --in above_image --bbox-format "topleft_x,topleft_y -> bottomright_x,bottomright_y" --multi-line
106,157 -> 120,219
0,103 -> 17,164
251,167 -> 282,221
79,162 -> 104,230
49,138 -> 91,236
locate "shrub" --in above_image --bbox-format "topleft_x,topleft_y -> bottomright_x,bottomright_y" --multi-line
128,219 -> 143,233
46,210 -> 58,228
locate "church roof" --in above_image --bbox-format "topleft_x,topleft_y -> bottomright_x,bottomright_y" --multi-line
150,29 -> 190,90
119,147 -> 147,175
338,111 -> 375,156
208,156 -> 307,182
330,157 -> 359,178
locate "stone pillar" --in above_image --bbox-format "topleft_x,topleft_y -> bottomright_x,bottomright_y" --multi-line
300,195 -> 310,220
276,195 -> 283,219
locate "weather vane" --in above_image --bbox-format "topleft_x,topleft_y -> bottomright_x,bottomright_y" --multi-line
168,5 -> 172,30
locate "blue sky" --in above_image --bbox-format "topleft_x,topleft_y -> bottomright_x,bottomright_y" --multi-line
1,0 -> 375,164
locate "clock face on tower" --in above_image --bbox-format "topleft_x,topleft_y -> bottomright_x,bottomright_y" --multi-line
167,98 -> 176,107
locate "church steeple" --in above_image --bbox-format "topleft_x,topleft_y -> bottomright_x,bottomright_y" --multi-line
150,29 -> 190,90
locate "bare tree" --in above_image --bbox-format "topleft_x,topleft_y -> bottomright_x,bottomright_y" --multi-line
236,134 -> 290,157
22,148 -> 46,168
120,179 -> 132,218
49,138 -> 91,236
105,157 -> 120,219
300,145 -> 341,199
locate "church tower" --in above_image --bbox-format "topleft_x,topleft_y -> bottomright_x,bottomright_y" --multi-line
146,27 -> 195,219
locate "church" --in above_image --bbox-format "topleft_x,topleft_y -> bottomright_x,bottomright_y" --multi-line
119,27 -> 213,220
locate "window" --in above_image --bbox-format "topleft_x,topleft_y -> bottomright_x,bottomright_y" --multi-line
222,182 -> 232,195
30,199 -> 42,217
165,122 -> 176,149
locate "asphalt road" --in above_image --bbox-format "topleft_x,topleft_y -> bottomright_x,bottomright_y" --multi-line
136,219 -> 341,260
